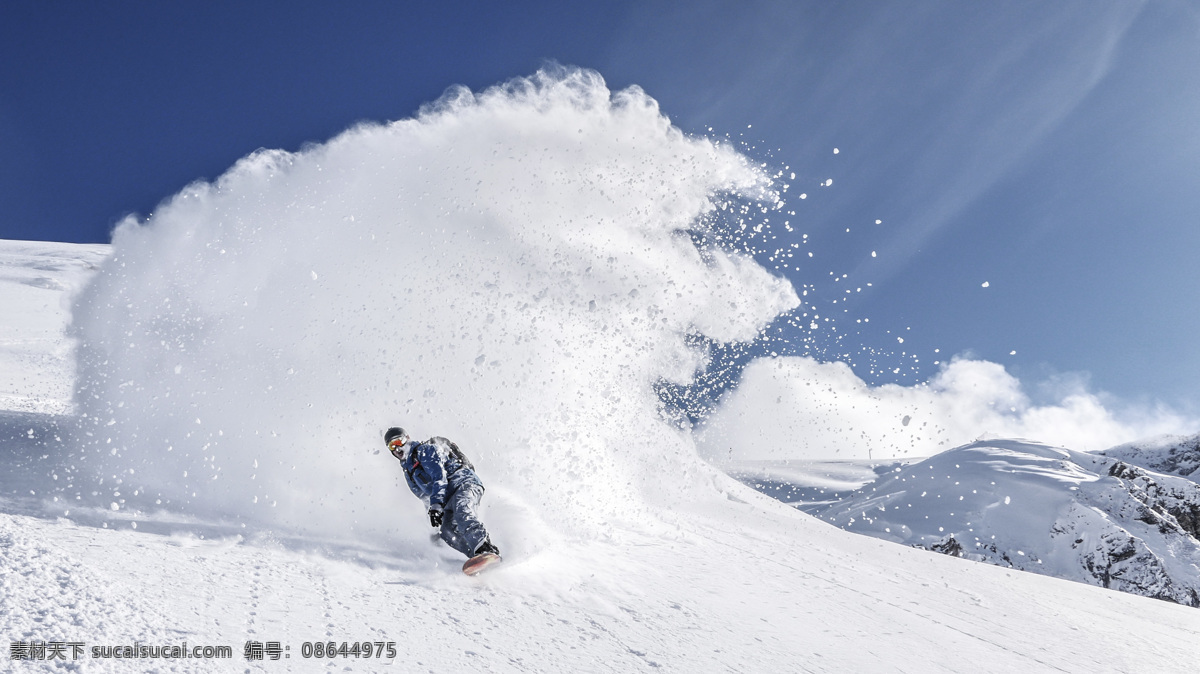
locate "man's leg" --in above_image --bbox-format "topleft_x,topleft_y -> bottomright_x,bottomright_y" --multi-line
437,510 -> 468,556
439,482 -> 490,557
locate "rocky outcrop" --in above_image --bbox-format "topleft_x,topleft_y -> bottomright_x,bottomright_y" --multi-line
1055,501 -> 1199,607
1106,460 -> 1200,539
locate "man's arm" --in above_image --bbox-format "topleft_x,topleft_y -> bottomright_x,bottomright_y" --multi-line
417,442 -> 450,511
399,442 -> 422,498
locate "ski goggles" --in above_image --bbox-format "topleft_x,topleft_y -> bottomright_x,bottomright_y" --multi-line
388,437 -> 407,452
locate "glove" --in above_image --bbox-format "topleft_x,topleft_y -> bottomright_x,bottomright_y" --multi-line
428,508 -> 443,528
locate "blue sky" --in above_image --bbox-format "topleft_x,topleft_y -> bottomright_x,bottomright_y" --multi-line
2,0 -> 1198,411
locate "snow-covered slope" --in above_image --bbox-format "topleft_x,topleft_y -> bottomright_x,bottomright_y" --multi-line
0,241 -> 108,415
795,440 -> 1200,607
726,458 -> 893,507
6,481 -> 1200,673
4,240 -> 1199,674
4,243 -> 1200,671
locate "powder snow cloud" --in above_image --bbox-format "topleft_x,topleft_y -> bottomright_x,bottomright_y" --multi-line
67,67 -> 797,543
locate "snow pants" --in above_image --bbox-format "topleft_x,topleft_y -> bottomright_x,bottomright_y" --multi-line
439,481 -> 490,557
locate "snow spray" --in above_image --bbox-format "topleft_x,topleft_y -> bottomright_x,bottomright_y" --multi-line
68,68 -> 797,543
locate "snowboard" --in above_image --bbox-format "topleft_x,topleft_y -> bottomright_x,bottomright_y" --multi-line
462,552 -> 502,576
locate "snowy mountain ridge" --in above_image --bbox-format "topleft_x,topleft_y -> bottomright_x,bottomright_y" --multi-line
756,439 -> 1200,607
1100,433 -> 1200,481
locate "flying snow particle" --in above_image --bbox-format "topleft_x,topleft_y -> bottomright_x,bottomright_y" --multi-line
981,281 -> 990,288
871,251 -> 877,258
833,148 -> 840,154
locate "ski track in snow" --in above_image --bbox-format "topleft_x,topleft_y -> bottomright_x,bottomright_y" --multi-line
6,501 -> 1200,673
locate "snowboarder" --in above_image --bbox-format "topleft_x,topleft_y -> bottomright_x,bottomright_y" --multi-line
384,427 -> 501,575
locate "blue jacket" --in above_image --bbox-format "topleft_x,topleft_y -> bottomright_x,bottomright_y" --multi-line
396,437 -> 481,511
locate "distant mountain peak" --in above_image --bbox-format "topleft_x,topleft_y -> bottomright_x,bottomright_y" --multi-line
739,438 -> 1200,607
1100,434 -> 1200,482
